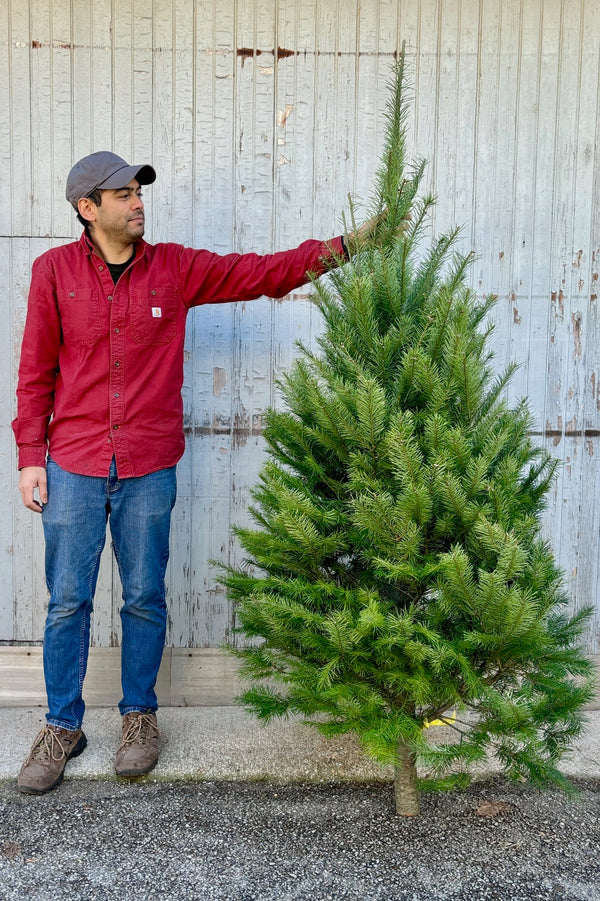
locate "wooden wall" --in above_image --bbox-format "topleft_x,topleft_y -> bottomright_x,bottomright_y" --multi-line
1,1 -> 599,674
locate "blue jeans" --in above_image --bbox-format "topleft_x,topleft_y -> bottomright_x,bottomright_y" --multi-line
41,457 -> 177,730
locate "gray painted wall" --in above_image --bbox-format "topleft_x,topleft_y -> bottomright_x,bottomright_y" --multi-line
1,0 -> 599,654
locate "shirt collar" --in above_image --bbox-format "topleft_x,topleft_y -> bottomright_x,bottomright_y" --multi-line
78,230 -> 147,261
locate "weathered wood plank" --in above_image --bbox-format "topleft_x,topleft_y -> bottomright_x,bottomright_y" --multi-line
8,0 -> 33,237
0,2 -> 11,236
10,239 -> 49,643
0,647 -> 596,710
47,0 -> 72,238
0,237 -> 15,640
188,433 -> 237,647
0,647 -> 242,708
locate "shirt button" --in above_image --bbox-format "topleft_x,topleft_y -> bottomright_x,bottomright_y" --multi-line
99,265 -> 104,271
114,361 -> 120,367
113,392 -> 120,398
113,424 -> 119,430
108,295 -> 113,301
114,328 -> 120,334
69,291 -> 75,297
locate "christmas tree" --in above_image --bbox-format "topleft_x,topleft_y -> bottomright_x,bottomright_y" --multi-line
220,53 -> 594,816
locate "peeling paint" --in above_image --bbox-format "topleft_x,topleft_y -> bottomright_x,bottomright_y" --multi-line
551,289 -> 565,318
277,104 -> 294,127
532,428 -> 600,438
572,311 -> 583,359
31,39 -> 73,49
182,422 -> 264,438
237,46 -> 299,66
237,47 -> 262,61
213,367 -> 228,398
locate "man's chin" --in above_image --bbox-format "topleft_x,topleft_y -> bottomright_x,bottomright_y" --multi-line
128,222 -> 145,239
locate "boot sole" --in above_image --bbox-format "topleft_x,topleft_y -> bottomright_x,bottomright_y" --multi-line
18,732 -> 88,795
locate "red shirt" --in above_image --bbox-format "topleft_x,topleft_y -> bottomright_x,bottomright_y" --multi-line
12,232 -> 345,478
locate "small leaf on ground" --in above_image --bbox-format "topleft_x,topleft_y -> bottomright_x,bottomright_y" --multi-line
475,800 -> 512,818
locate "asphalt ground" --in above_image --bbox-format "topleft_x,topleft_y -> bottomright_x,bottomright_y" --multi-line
0,707 -> 599,900
1,777 -> 599,900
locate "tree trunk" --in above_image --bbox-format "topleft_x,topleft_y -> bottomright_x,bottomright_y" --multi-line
394,738 -> 419,816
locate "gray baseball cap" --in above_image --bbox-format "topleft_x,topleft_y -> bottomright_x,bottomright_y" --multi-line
66,151 -> 156,209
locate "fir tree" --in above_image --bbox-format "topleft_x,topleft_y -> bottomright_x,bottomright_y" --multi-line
220,54 -> 594,816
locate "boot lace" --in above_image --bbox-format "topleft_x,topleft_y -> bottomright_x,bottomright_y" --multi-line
25,727 -> 71,764
121,713 -> 165,746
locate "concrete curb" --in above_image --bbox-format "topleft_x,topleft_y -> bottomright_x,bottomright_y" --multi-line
1,706 -> 599,784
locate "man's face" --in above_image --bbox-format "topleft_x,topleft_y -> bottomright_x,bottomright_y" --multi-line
91,178 -> 145,245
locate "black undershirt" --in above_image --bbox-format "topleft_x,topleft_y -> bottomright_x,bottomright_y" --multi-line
107,249 -> 136,284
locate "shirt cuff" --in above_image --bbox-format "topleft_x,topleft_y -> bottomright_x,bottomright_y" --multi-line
17,446 -> 48,470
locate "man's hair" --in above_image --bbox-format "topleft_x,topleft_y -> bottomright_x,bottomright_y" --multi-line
76,188 -> 103,230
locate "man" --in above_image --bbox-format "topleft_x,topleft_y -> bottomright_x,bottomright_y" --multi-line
12,151 -> 362,794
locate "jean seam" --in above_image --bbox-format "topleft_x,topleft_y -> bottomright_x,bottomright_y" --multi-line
47,718 -> 81,731
70,537 -> 104,727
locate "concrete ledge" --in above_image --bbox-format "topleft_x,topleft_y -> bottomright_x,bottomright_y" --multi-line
1,706 -> 599,784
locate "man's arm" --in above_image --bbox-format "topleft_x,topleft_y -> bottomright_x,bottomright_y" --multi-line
12,255 -> 61,507
176,210 -> 392,309
176,236 -> 347,309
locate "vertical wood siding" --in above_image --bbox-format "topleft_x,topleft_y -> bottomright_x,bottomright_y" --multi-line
1,0 -> 599,652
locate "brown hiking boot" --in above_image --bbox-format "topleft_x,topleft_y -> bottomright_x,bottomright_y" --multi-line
115,711 -> 161,776
18,725 -> 87,795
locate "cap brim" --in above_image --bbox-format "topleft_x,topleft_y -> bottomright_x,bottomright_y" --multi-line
97,163 -> 156,190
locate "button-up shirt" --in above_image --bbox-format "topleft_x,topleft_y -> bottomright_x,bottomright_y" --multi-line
12,231 -> 345,478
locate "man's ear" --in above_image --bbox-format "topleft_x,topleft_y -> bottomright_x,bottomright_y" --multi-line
77,196 -> 96,224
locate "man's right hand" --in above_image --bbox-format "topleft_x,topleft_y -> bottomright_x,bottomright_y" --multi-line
18,466 -> 48,513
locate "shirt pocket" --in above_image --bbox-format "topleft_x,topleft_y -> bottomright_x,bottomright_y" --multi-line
129,290 -> 179,345
57,289 -> 103,346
